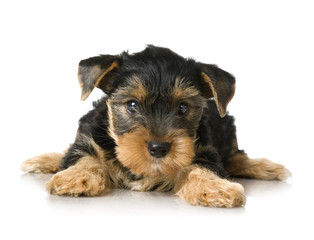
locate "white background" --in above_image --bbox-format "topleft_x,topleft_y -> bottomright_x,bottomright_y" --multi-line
1,0 -> 314,239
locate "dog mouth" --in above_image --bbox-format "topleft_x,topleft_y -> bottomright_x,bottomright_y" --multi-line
114,127 -> 195,177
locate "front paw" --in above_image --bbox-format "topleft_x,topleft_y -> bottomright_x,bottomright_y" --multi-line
253,158 -> 292,181
21,153 -> 63,173
176,168 -> 246,207
46,165 -> 108,197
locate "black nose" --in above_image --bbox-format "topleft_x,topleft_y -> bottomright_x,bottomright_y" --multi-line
147,141 -> 171,158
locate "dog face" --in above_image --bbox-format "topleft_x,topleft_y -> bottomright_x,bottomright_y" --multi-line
78,46 -> 235,177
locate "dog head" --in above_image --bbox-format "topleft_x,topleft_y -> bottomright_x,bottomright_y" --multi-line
78,46 -> 235,177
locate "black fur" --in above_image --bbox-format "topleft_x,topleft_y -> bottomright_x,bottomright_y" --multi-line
194,100 -> 238,178
60,134 -> 99,170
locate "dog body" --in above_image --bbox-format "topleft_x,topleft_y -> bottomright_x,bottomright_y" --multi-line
22,46 -> 291,207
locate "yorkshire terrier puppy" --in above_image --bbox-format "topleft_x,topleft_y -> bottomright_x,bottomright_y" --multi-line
22,46 -> 291,207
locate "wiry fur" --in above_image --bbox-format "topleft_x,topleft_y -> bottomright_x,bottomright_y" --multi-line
21,45 -> 291,207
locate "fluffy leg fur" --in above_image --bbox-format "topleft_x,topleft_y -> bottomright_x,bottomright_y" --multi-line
226,152 -> 291,180
175,166 -> 246,207
22,134 -> 112,197
46,156 -> 111,196
21,152 -> 64,173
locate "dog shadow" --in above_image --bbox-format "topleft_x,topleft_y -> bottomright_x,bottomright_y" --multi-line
20,172 -> 53,188
20,173 -> 292,213
235,177 -> 292,198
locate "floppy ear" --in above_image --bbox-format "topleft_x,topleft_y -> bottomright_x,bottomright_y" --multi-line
78,55 -> 120,100
199,64 -> 236,118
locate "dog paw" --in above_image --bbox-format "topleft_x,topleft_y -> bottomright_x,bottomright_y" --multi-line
227,154 -> 292,181
250,158 -> 292,181
274,166 -> 292,181
46,165 -> 108,197
21,153 -> 63,173
176,168 -> 246,207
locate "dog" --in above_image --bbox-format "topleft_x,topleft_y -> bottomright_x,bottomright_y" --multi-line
21,45 -> 291,207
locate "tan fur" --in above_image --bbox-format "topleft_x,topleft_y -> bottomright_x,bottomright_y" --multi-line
22,135 -> 113,197
201,72 -> 222,115
115,126 -> 153,176
172,77 -> 200,101
107,160 -> 177,191
226,153 -> 291,180
109,75 -> 148,103
21,152 -> 64,173
115,126 -> 195,177
75,133 -> 103,159
79,61 -> 119,101
94,61 -> 119,91
126,75 -> 148,102
106,99 -> 118,142
175,166 -> 246,207
201,72 -> 235,118
46,156 -> 111,196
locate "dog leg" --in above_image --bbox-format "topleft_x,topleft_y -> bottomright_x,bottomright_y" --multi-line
175,166 -> 246,207
45,134 -> 111,196
46,155 -> 110,197
225,152 -> 291,180
21,152 -> 64,173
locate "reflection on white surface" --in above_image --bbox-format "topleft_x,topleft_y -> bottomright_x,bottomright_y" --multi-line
12,170 -> 309,240
19,173 -> 293,213
18,171 -> 293,217
20,173 -> 248,216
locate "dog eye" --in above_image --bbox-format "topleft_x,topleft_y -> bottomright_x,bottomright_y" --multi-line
126,101 -> 138,114
178,103 -> 188,116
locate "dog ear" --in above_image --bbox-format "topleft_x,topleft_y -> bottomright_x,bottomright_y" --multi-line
78,55 -> 120,100
199,64 -> 236,117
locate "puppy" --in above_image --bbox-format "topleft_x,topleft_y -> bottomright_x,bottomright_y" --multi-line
22,45 -> 291,207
